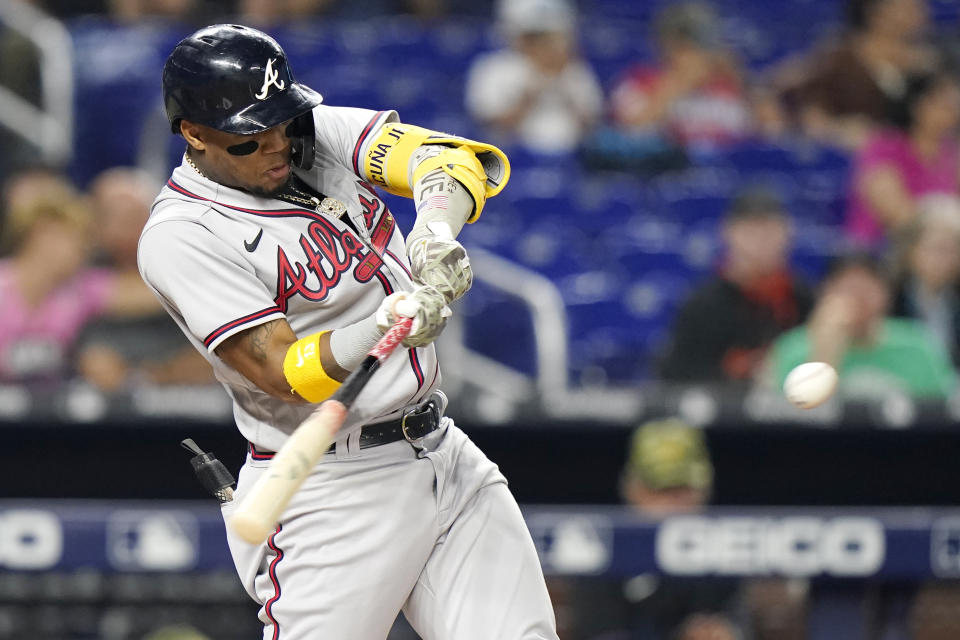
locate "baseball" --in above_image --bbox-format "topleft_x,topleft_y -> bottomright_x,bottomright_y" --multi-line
783,362 -> 838,409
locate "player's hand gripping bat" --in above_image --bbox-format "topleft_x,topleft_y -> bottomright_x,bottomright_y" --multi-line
229,314 -> 414,544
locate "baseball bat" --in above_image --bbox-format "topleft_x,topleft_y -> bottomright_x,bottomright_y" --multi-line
229,314 -> 414,544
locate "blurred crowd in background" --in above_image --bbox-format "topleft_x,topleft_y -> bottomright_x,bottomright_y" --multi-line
5,0 -> 960,406
5,1 -> 960,638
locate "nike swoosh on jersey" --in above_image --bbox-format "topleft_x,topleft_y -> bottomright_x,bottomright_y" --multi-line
244,228 -> 264,252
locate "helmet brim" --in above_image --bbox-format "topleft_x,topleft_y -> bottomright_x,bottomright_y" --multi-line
217,82 -> 323,135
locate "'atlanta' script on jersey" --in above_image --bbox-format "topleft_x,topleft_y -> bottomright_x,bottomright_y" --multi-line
274,192 -> 396,312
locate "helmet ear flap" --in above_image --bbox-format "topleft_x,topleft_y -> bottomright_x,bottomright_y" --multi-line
288,111 -> 316,171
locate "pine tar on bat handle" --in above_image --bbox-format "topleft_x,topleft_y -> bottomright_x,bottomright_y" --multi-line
181,438 -> 236,503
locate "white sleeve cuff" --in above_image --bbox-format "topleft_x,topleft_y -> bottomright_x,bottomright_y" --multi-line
328,313 -> 384,371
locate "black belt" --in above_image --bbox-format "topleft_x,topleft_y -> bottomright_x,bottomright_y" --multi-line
249,394 -> 443,459
349,394 -> 443,450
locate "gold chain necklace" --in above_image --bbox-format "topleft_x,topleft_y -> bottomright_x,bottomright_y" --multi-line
185,154 -> 346,219
185,152 -> 206,178
279,181 -> 347,219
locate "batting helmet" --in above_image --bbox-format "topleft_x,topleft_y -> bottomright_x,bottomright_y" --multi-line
162,24 -> 322,168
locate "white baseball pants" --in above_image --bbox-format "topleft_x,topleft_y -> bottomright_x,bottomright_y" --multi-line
221,420 -> 559,640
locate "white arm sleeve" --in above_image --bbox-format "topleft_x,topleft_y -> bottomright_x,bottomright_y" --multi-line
328,313 -> 383,371
407,164 -> 475,249
138,220 -> 285,352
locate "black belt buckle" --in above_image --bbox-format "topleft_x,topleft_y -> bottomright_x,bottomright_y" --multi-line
400,409 -> 417,443
400,397 -> 439,442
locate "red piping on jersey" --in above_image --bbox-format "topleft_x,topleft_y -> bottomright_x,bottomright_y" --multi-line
408,348 -> 424,390
357,180 -> 381,199
352,111 -> 387,176
203,306 -> 282,348
401,348 -> 431,406
249,442 -> 275,460
384,249 -> 412,279
264,525 -> 284,640
167,180 -> 326,221
371,271 -> 427,393
374,270 -> 393,296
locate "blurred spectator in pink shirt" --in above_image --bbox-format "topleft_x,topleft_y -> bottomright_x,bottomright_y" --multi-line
848,70 -> 960,247
1,166 -> 68,226
0,184 -> 110,383
75,168 -> 213,391
609,2 -> 752,154
0,174 -> 158,384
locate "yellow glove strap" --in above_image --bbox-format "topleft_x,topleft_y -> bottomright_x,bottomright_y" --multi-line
282,331 -> 341,403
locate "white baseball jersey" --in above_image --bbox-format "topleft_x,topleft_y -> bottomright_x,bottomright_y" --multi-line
140,103 -> 559,640
138,105 -> 440,453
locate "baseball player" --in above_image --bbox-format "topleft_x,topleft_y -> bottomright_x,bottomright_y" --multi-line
137,24 -> 558,640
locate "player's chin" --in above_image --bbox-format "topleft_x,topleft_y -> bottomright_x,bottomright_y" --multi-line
253,167 -> 292,197
265,163 -> 290,182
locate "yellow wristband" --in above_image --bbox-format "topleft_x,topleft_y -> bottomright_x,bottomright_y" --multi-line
282,331 -> 341,403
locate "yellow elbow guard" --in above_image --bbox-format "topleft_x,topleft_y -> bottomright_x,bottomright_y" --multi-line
363,123 -> 511,222
282,331 -> 341,403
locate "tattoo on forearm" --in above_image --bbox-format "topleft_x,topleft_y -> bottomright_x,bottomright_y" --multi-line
248,321 -> 278,364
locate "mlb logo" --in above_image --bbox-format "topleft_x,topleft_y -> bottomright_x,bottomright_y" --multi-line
930,517 -> 960,577
107,510 -> 199,571
526,514 -> 612,575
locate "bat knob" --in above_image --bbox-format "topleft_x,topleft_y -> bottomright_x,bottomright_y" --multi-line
181,438 -> 237,504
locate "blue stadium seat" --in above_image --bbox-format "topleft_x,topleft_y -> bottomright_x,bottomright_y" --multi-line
612,248 -> 698,281
70,19 -> 184,185
651,166 -> 743,202
624,270 -> 696,318
557,270 -> 625,307
503,165 -> 578,219
657,194 -> 730,224
567,300 -> 670,382
723,140 -> 851,174
606,214 -> 686,255
570,328 -> 654,382
461,284 -> 539,376
573,175 -> 648,218
504,222 -> 597,277
275,22 -> 341,68
431,20 -> 489,68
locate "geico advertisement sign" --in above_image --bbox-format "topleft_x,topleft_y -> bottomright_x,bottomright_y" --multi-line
0,510 -> 62,570
656,516 -> 885,577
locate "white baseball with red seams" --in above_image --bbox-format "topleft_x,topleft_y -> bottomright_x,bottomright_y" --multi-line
784,362 -> 839,409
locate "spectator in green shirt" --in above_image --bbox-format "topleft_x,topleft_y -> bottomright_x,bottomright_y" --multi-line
768,253 -> 956,398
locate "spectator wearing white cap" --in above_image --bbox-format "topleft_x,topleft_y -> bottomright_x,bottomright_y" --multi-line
464,0 -> 604,154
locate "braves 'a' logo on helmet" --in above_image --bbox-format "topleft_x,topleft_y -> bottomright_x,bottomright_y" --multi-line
255,58 -> 286,100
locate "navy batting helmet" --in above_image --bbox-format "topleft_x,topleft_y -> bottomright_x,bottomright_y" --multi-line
162,24 -> 322,168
